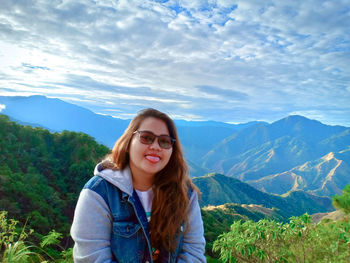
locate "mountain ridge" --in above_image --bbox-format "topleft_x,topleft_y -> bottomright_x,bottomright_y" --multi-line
193,173 -> 334,219
249,147 -> 350,197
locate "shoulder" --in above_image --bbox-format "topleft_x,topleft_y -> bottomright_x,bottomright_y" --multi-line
84,175 -> 107,190
83,175 -> 113,193
83,175 -> 122,207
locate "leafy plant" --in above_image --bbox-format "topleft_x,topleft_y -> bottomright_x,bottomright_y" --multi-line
332,184 -> 350,214
0,211 -> 42,263
40,230 -> 73,263
213,213 -> 350,262
0,211 -> 73,263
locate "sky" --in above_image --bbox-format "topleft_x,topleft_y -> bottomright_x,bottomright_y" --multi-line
0,0 -> 349,126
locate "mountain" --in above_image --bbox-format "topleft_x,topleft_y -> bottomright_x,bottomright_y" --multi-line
193,173 -> 334,219
202,115 -> 350,186
175,118 -> 265,165
249,147 -> 350,197
0,95 -> 130,147
0,95 -> 259,177
176,125 -> 237,164
1,95 -> 349,188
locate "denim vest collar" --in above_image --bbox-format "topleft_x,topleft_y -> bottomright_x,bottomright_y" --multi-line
95,163 -> 134,196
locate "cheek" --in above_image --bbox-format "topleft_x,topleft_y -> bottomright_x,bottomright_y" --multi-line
129,139 -> 143,159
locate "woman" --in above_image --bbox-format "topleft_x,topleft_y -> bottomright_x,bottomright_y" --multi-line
71,108 -> 206,262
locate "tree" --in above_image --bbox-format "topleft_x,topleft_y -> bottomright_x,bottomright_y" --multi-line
332,184 -> 350,214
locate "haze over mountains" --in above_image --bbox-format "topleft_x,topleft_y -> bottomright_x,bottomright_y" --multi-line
1,95 -> 349,198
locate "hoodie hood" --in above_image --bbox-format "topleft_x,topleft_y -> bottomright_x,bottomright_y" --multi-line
94,163 -> 133,196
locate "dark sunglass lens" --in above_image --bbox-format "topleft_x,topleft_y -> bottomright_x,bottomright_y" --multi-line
158,136 -> 172,149
139,132 -> 155,145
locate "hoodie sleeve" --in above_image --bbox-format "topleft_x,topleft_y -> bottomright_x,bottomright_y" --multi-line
177,191 -> 207,263
71,189 -> 116,263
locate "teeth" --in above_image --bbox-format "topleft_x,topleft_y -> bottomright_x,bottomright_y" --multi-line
146,155 -> 160,162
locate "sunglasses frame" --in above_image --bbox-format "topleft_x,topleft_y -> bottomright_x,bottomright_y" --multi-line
133,130 -> 176,149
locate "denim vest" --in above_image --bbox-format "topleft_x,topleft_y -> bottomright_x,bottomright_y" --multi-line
84,175 -> 185,263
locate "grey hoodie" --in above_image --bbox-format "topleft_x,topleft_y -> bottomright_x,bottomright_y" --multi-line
71,164 -> 206,262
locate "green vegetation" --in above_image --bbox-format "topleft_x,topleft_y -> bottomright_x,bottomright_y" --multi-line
0,114 -> 109,243
201,203 -> 284,257
333,184 -> 350,214
212,185 -> 350,262
0,211 -> 73,262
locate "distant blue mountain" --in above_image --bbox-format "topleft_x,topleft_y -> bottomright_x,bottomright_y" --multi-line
175,119 -> 264,128
175,120 -> 265,163
0,95 -> 129,147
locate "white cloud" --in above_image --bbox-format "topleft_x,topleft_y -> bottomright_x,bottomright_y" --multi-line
0,0 -> 349,125
0,104 -> 5,112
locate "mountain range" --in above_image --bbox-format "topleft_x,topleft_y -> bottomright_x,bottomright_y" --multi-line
193,173 -> 333,219
248,147 -> 350,197
201,115 -> 350,197
0,95 -> 349,197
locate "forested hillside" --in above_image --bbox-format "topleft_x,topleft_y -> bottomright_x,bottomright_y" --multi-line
0,114 -> 110,238
194,173 -> 334,219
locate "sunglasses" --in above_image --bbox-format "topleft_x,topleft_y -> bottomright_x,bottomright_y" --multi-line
133,130 -> 175,149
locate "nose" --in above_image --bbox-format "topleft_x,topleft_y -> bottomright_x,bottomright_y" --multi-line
149,138 -> 161,150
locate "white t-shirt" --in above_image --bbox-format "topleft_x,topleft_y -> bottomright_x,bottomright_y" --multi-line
135,188 -> 153,222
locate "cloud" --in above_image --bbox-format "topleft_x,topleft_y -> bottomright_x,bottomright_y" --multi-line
0,104 -> 5,112
22,63 -> 50,71
0,0 -> 349,126
196,85 -> 248,100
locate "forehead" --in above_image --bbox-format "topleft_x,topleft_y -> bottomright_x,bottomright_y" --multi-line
138,117 -> 170,135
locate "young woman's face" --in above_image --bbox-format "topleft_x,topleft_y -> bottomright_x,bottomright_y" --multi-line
129,117 -> 173,180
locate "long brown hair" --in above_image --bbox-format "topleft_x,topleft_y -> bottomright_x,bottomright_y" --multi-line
102,108 -> 198,252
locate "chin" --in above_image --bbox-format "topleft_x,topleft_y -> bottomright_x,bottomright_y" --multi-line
144,165 -> 165,175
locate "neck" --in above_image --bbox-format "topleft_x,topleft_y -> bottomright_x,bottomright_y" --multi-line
132,176 -> 153,191
130,168 -> 154,191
